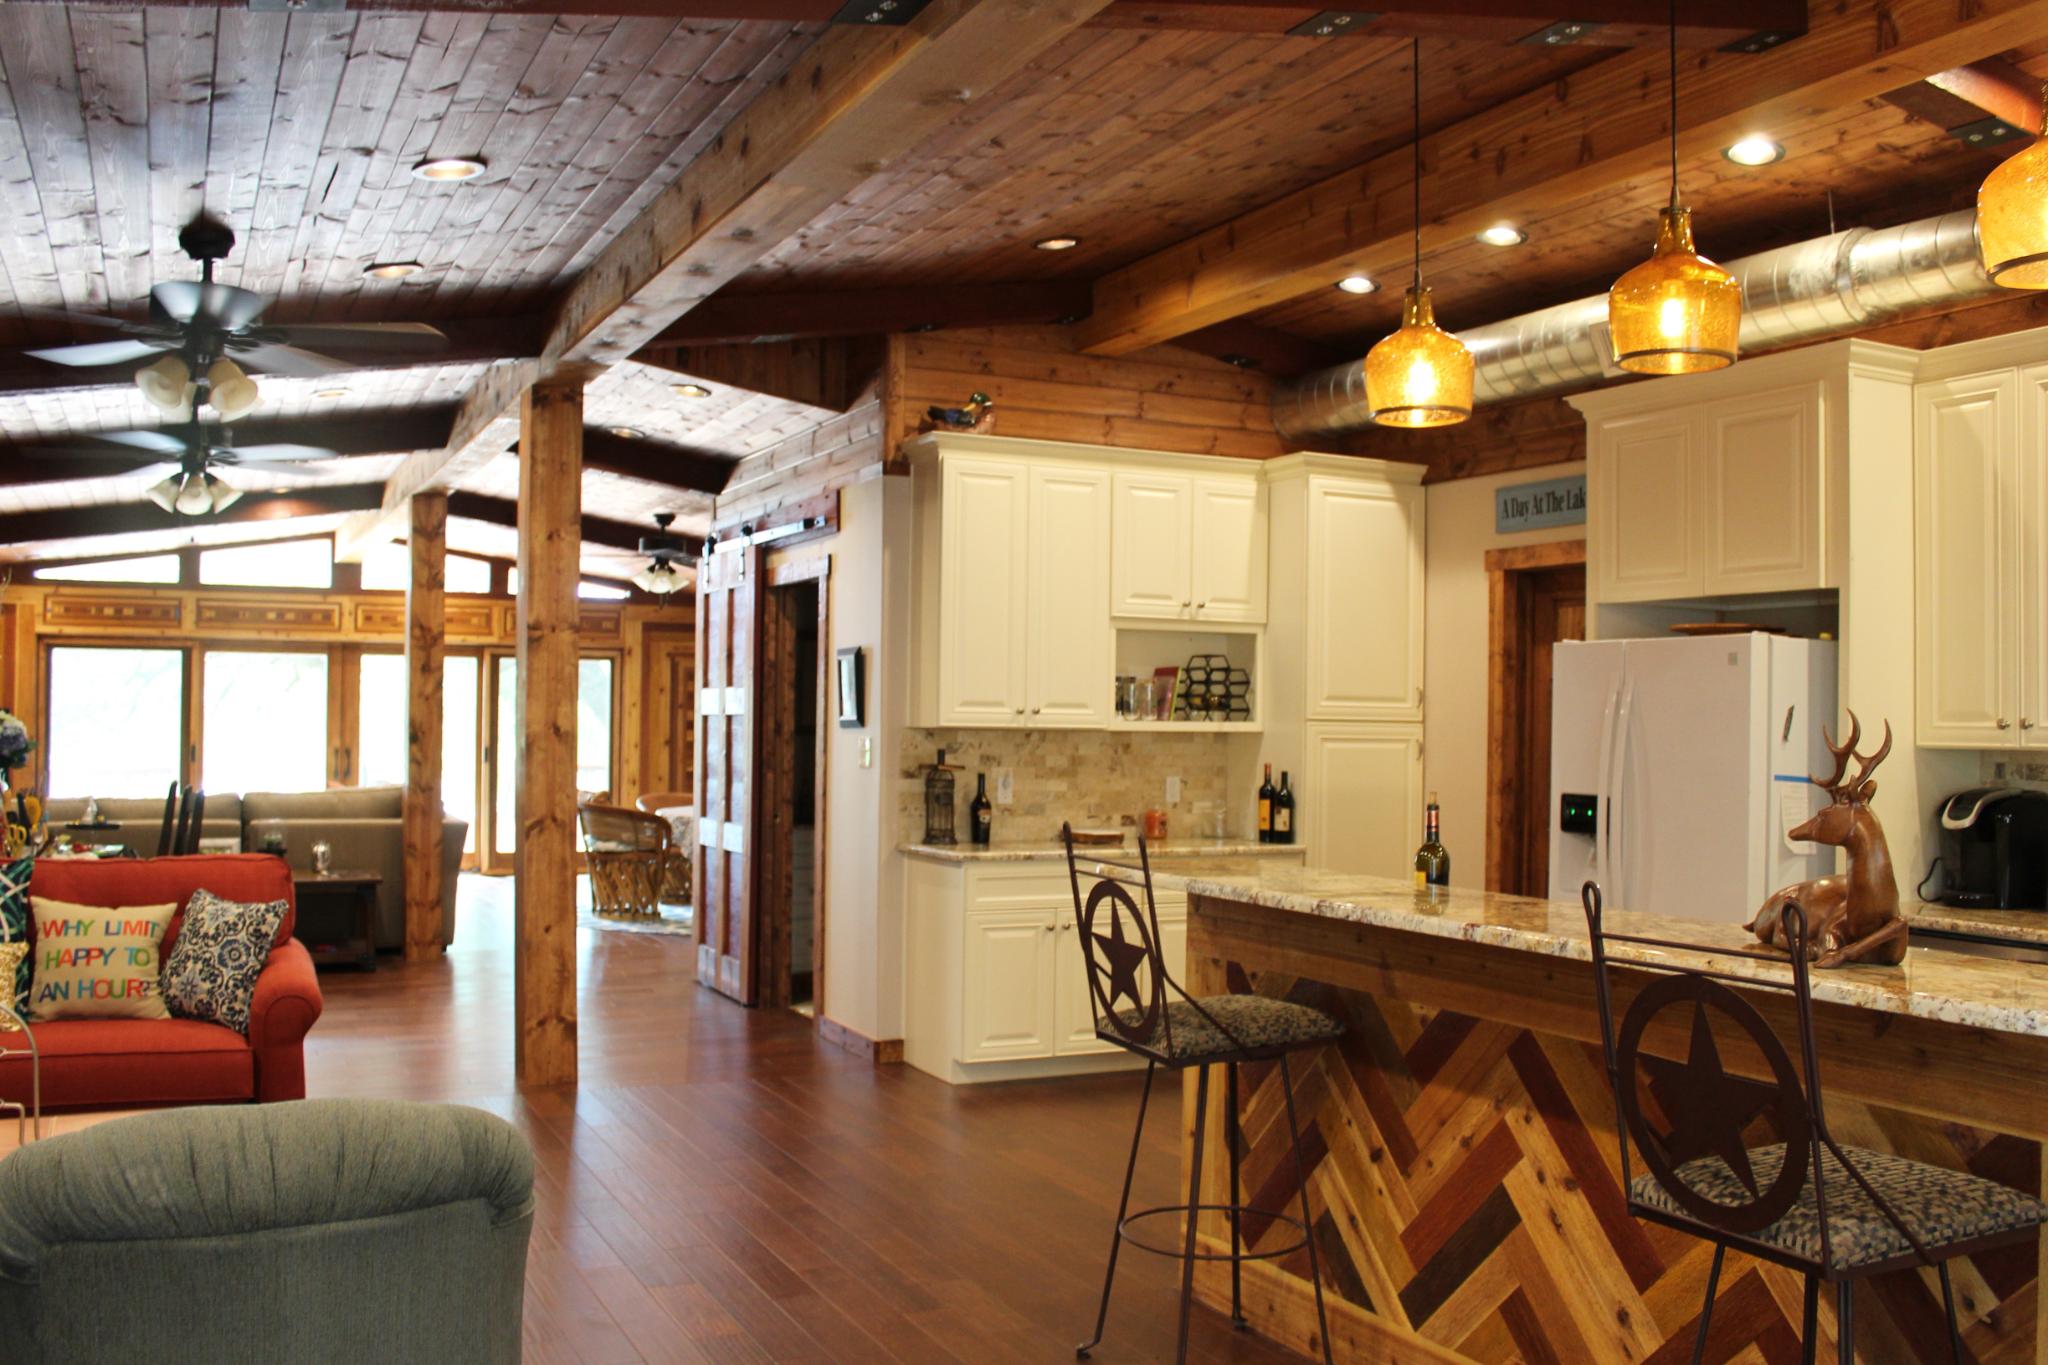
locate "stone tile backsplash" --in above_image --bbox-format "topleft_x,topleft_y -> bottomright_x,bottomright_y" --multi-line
900,728 -> 1233,843
1982,752 -> 2048,788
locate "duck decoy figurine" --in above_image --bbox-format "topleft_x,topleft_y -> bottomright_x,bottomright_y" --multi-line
922,391 -> 994,433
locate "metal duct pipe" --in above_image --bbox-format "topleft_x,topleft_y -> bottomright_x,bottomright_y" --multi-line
1272,209 -> 1997,441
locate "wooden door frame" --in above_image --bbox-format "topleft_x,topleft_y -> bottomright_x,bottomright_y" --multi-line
758,554 -> 830,1017
1484,540 -> 1587,894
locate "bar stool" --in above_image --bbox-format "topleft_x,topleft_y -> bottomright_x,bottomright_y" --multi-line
1061,824 -> 1343,1365
1582,882 -> 2048,1364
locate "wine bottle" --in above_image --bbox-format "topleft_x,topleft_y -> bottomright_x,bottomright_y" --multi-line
1257,763 -> 1275,843
1273,771 -> 1295,844
969,773 -> 992,846
1413,791 -> 1449,888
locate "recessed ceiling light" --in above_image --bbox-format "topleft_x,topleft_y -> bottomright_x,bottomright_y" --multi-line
313,387 -> 350,400
411,156 -> 487,183
608,426 -> 643,440
1477,223 -> 1528,247
1033,235 -> 1081,251
271,486 -> 292,495
1723,135 -> 1786,167
672,383 -> 712,399
1335,274 -> 1378,295
363,260 -> 424,280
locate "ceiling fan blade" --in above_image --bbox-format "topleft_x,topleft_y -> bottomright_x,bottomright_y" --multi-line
261,321 -> 449,357
23,338 -> 175,368
153,279 -> 267,331
221,457 -> 339,474
83,429 -> 192,457
222,339 -> 353,377
216,444 -> 342,465
15,305 -> 162,335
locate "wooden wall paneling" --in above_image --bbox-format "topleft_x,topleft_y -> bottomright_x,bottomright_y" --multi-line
639,625 -> 697,799
515,381 -> 582,1088
712,397 -> 885,529
403,490 -> 447,961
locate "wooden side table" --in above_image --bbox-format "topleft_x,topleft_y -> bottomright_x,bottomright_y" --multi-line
293,871 -> 382,970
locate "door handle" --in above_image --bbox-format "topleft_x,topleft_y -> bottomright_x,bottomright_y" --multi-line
1998,717 -> 2012,729
2023,718 -> 2035,730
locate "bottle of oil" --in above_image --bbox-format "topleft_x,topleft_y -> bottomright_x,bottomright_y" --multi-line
1413,791 -> 1449,889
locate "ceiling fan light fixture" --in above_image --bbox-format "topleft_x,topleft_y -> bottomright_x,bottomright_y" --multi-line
1978,84 -> 2048,288
136,355 -> 194,414
608,426 -> 643,440
206,474 -> 242,514
206,357 -> 260,422
146,473 -> 183,513
363,260 -> 425,280
174,474 -> 216,517
634,561 -> 686,595
411,156 -> 487,183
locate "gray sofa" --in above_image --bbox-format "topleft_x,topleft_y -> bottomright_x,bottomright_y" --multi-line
0,1099 -> 534,1364
43,787 -> 465,951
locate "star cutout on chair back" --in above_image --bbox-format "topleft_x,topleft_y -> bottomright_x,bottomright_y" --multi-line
1093,909 -> 1151,1017
1641,1002 -> 1780,1197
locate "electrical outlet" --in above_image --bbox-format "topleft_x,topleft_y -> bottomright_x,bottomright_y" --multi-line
1165,775 -> 1182,805
859,737 -> 872,769
994,769 -> 1014,805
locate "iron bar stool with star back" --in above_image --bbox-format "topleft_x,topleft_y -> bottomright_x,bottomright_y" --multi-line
1060,823 -> 1345,1365
1582,881 -> 2047,1364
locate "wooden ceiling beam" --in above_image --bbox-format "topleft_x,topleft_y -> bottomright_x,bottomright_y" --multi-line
381,0 -> 1115,529
643,280 -> 1094,345
0,485 -> 388,547
0,0 -> 841,16
578,428 -> 738,497
635,338 -> 882,413
445,492 -> 695,558
1075,0 -> 2048,355
1093,0 -> 1804,47
1925,58 -> 2044,133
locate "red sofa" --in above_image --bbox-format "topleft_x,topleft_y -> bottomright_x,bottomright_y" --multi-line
1,854 -> 323,1110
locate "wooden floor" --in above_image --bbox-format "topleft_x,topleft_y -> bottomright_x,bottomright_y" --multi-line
296,878 -> 1307,1365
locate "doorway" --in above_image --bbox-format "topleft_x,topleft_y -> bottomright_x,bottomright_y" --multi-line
1485,542 -> 1587,897
757,562 -> 827,1015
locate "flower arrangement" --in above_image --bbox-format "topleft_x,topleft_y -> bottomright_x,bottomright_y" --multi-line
0,711 -> 34,774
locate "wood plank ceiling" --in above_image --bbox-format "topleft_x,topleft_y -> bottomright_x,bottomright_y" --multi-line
0,0 -> 2038,572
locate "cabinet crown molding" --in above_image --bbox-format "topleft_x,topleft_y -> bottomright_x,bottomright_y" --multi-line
1567,338 -> 1916,421
1909,321 -> 2048,384
902,432 -> 1422,486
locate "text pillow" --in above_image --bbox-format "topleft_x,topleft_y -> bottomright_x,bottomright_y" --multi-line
161,888 -> 287,1035
27,896 -> 175,1022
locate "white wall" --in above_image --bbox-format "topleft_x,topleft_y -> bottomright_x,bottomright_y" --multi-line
1422,462 -> 1586,887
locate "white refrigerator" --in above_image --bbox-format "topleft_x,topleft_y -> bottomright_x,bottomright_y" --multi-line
1547,634 -> 1838,924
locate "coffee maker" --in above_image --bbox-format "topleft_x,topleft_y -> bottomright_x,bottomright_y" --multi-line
1935,788 -> 2048,909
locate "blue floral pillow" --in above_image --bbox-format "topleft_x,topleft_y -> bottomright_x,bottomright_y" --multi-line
0,857 -> 30,1009
161,888 -> 286,1034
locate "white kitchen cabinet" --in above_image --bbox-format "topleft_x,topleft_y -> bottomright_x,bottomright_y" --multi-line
1704,385 -> 1824,593
1028,465 -> 1114,725
936,457 -> 1030,725
1304,723 -> 1423,878
961,905 -> 1060,1062
1590,408 -> 1702,602
1305,476 -> 1424,720
1111,471 -> 1267,623
2023,369 -> 2048,748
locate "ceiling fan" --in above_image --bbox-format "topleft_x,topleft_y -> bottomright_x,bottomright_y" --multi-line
19,216 -> 448,421
587,513 -> 697,595
35,423 -> 343,517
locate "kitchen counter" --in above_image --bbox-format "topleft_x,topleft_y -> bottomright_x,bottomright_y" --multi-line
1132,860 -> 2048,1364
1907,901 -> 2048,947
899,837 -> 1301,864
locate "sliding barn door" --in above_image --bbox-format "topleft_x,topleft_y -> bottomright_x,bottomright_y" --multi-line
693,544 -> 764,1003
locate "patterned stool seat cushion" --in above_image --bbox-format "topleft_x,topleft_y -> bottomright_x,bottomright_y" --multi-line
1631,1143 -> 2048,1270
1114,993 -> 1343,1059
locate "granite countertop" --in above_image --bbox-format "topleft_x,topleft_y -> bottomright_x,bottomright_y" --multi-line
1905,903 -> 2048,947
1127,860 -> 2048,1039
900,837 -> 1304,864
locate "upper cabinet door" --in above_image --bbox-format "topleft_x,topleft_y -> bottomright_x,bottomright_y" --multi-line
2020,366 -> 2048,749
1915,372 -> 2017,748
1110,472 -> 1193,618
1306,477 -> 1424,720
1591,409 -> 1704,602
938,457 -> 1030,726
1190,476 -> 1268,622
1703,383 -> 1824,594
1027,465 -> 1113,726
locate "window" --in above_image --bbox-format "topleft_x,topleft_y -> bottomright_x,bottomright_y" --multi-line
505,568 -> 632,600
360,543 -> 493,594
201,650 -> 330,793
45,647 -> 185,798
491,655 -> 616,856
35,554 -> 181,585
356,653 -> 481,852
198,539 -> 333,589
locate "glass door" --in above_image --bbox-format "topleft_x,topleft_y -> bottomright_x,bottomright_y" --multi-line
44,646 -> 188,798
481,652 -> 619,874
199,649 -> 332,795
354,652 -> 484,868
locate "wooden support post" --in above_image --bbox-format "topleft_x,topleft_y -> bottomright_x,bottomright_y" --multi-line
402,491 -> 448,961
515,381 -> 582,1089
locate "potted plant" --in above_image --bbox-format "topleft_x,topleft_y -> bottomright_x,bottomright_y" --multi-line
0,710 -> 37,858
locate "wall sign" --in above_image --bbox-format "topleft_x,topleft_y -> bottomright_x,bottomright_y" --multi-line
1495,474 -> 1586,535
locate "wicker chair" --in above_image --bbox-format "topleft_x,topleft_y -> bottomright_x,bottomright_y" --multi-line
577,804 -> 675,920
634,793 -> 695,905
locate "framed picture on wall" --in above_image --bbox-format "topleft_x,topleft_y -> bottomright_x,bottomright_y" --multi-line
836,646 -> 865,729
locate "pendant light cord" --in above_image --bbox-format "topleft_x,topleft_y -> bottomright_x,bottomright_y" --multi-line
1667,0 -> 1679,210
1411,38 -> 1422,292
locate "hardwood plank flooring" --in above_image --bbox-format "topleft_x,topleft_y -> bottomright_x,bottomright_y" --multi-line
14,876 -> 1306,1365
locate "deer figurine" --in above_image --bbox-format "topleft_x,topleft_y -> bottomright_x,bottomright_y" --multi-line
1747,712 -> 1909,968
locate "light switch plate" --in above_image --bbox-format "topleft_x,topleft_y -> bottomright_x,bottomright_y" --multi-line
994,769 -> 1014,805
1165,775 -> 1183,805
859,737 -> 872,769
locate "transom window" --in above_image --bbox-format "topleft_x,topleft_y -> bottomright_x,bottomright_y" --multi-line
34,554 -> 181,585
198,539 -> 334,589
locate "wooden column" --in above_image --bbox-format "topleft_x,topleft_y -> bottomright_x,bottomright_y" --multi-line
515,381 -> 582,1089
402,491 -> 448,961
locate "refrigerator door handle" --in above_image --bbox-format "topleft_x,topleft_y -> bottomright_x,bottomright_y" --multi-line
1609,677 -> 1636,908
1593,678 -> 1620,898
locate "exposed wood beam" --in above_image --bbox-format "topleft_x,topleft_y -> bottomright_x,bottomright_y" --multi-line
644,280 -> 1094,345
0,0 -> 841,16
1925,58 -> 2044,133
402,491 -> 447,964
0,485 -> 386,545
386,0 -> 1114,524
579,429 -> 738,497
1093,0 -> 1804,46
445,492 -> 697,558
636,337 -> 882,412
0,409 -> 460,486
1172,320 -> 1348,379
1076,0 -> 2048,355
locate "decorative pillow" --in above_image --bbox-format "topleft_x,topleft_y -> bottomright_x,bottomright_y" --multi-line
0,942 -> 23,1020
0,857 -> 29,1007
26,896 -> 175,1022
161,888 -> 287,1035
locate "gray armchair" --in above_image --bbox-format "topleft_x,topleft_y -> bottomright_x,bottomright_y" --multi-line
0,1099 -> 533,1364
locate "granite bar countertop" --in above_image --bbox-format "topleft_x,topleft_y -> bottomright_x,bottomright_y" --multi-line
1905,903 -> 2048,947
1125,860 -> 2048,1039
900,838 -> 1304,864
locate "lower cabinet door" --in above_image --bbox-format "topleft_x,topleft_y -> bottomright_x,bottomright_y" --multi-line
961,907 -> 1058,1062
1055,904 -> 1190,1057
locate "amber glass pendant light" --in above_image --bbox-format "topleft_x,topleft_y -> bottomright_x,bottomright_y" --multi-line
1607,0 -> 1740,374
1978,83 -> 2048,288
1365,40 -> 1473,428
